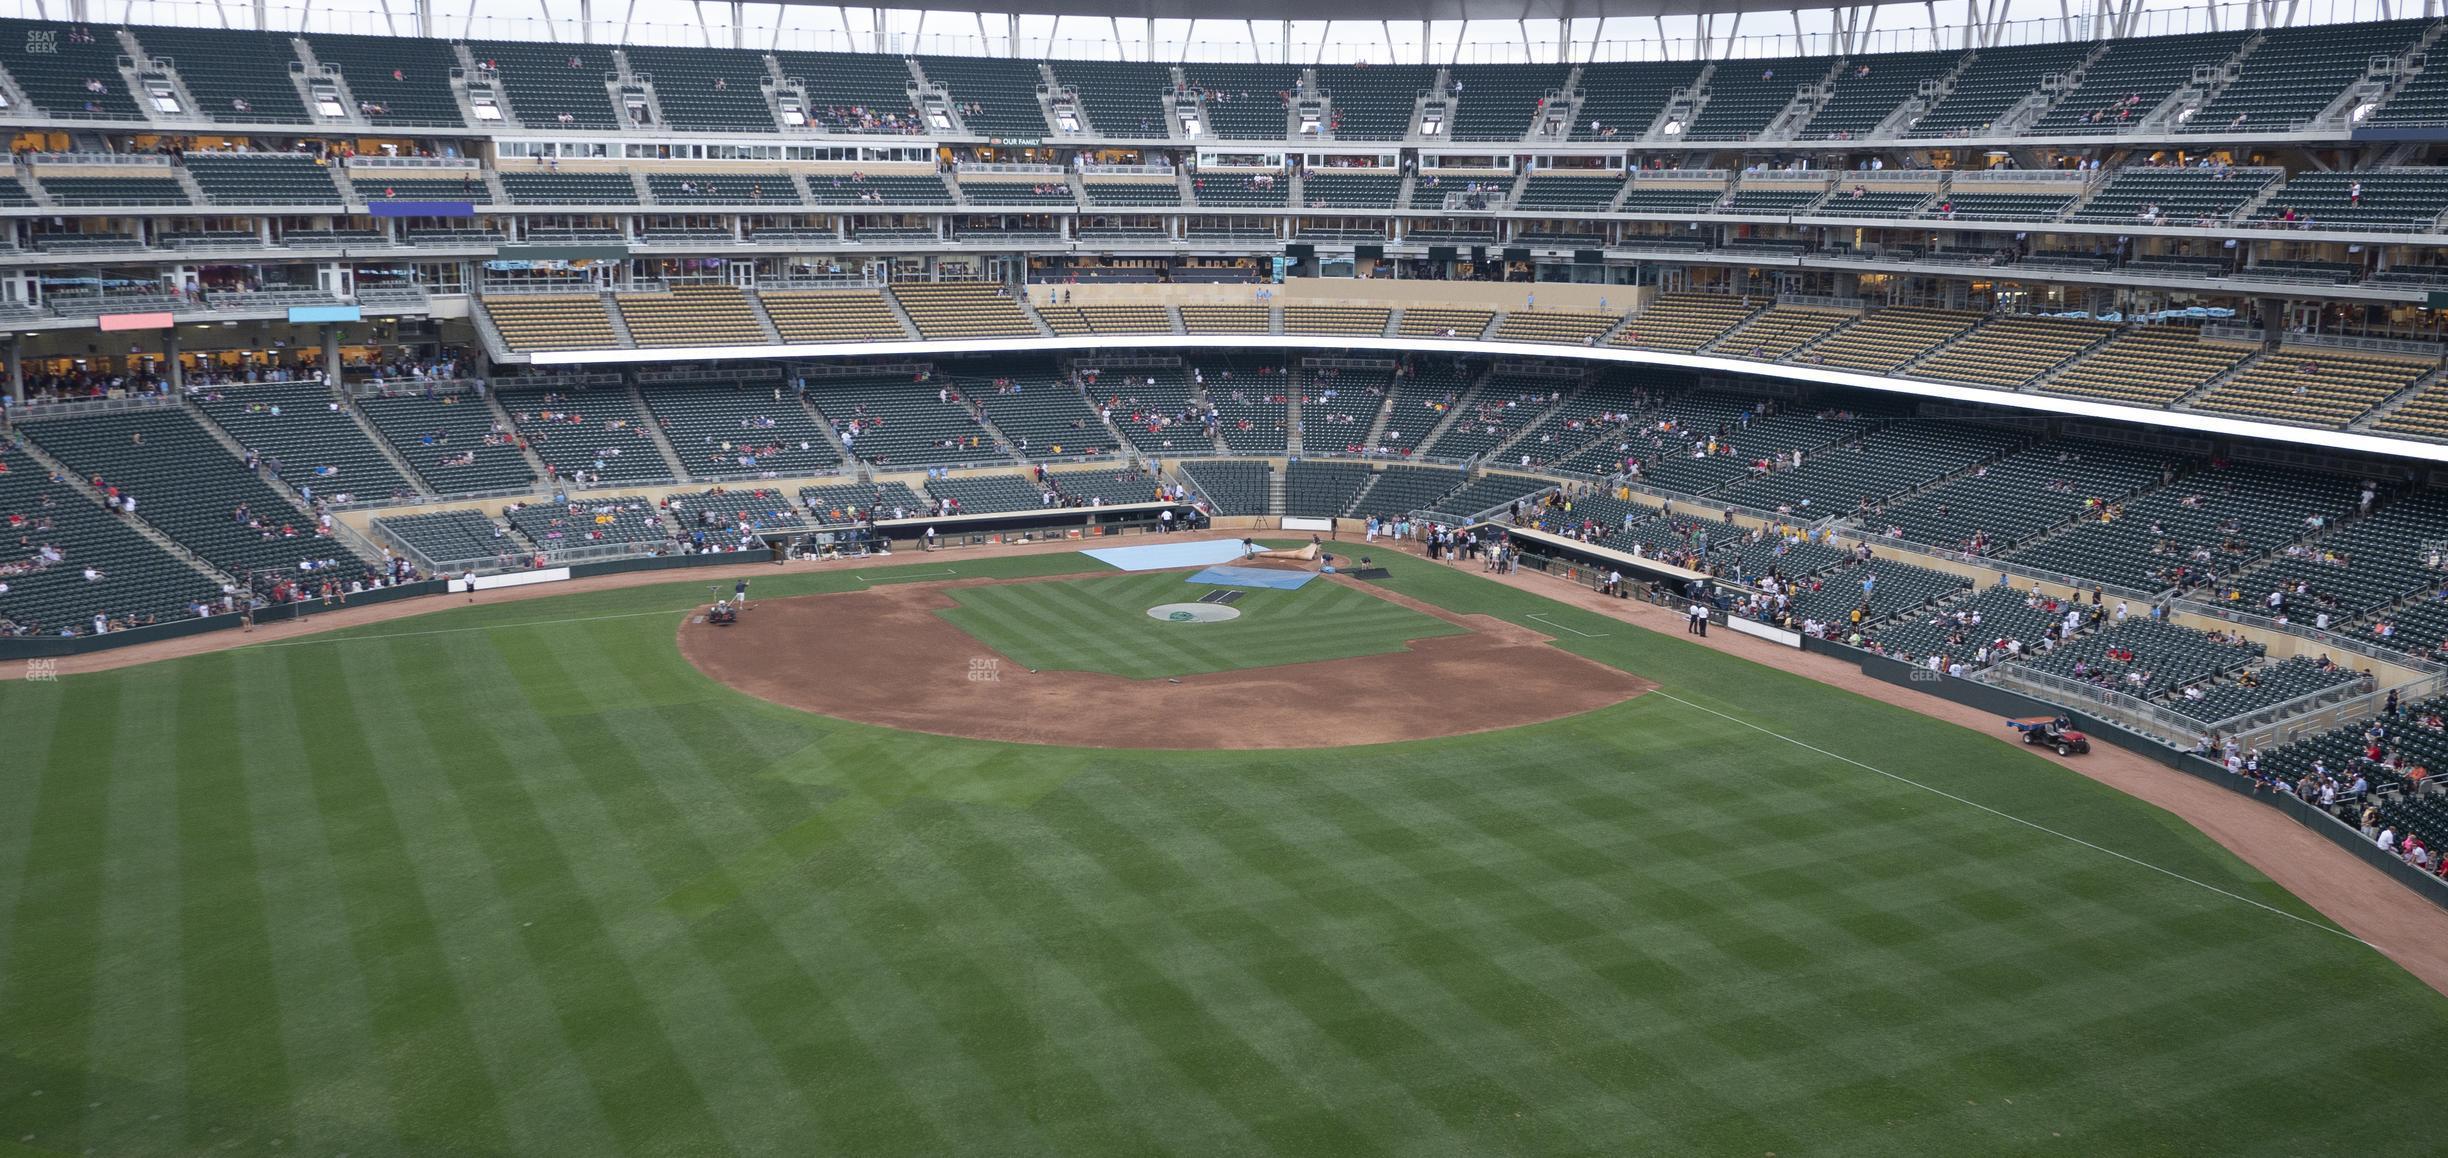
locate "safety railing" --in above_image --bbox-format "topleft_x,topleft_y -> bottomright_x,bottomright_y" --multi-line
3,391 -> 179,423
2177,599 -> 2447,674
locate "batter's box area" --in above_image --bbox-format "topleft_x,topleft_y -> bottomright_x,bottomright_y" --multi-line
678,572 -> 1653,750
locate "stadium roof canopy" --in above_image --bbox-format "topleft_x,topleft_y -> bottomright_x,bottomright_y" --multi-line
825,0 -> 1868,21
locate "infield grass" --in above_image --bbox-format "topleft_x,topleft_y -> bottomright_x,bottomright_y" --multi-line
2,545 -> 2446,1156
933,570 -> 1465,678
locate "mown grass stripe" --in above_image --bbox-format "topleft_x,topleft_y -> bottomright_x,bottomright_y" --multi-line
83,673 -> 188,1153
174,654 -> 294,1151
342,637 -> 624,1156
0,681 -> 117,1153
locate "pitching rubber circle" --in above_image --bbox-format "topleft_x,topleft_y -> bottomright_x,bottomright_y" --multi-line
1146,602 -> 1241,623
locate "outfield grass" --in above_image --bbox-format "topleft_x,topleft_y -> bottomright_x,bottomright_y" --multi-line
3,547 -> 2447,1156
934,570 -> 1464,678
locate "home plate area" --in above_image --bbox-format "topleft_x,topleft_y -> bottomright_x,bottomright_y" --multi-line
679,568 -> 1652,750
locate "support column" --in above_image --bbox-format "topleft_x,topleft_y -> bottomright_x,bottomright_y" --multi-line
6,336 -> 22,406
163,327 -> 181,393
324,327 -> 342,384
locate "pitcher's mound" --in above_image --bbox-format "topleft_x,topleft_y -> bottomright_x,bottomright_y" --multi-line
680,577 -> 1653,750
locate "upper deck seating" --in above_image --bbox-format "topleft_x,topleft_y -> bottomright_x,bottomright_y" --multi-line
1052,58 -> 1174,136
2249,169 -> 2448,231
759,289 -> 906,343
130,25 -> 306,121
1805,50 -> 1962,138
1681,57 -> 1819,140
804,172 -> 952,205
2190,347 -> 2430,428
2180,19 -> 2428,133
0,17 -> 143,118
2043,326 -> 2253,408
1796,307 -> 1981,373
615,284 -> 768,347
623,44 -> 776,132
773,50 -> 921,134
303,31 -> 466,126
1447,63 -> 1570,141
1313,64 -> 1437,139
498,170 -> 639,205
1908,315 -> 2113,388
2033,30 -> 2249,134
1179,63 -> 1294,138
1300,170 -> 1401,208
2069,166 -> 2277,225
1907,41 -> 2092,136
919,55 -> 1050,139
1613,294 -> 1759,353
1571,60 -> 1706,140
467,40 -> 622,129
482,295 -> 621,352
891,283 -> 1039,339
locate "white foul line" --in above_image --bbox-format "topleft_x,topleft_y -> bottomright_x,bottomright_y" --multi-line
1527,612 -> 1610,638
1649,689 -> 2373,949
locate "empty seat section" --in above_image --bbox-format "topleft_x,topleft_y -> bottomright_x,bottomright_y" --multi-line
498,170 -> 638,204
1038,304 -> 1171,335
468,40 -> 622,129
1871,438 -> 2165,553
482,295 -> 621,352
616,284 -> 767,347
646,171 -> 798,205
1180,460 -> 1273,515
1282,460 -> 1374,517
2043,326 -> 2252,407
2180,19 -> 2427,132
1208,380 -> 1288,454
805,172 -> 952,204
971,373 -> 1112,458
38,174 -> 186,206
1908,315 -> 2113,388
1721,306 -> 1855,360
1313,64 -> 1437,139
891,283 -> 1039,338
1282,306 -> 1388,337
760,290 -> 907,342
1358,465 -> 1469,516
2250,169 -> 2448,231
1300,171 -> 1399,208
960,178 -> 1075,206
1083,180 -> 1180,206
1816,187 -> 1933,216
1496,310 -> 1619,345
184,153 -> 340,205
1618,182 -> 1726,213
1180,305 -> 1270,334
665,486 -> 809,531
355,175 -> 488,202
1929,189 -> 2073,220
623,45 -> 777,131
377,509 -> 522,569
1398,308 -> 1493,338
1613,294 -> 1758,352
1801,308 -> 1982,372
1447,63 -> 1570,140
2069,166 -> 2277,223
1514,173 -> 1623,211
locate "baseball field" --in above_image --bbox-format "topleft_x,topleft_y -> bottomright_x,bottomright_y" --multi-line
3,542 -> 2446,1156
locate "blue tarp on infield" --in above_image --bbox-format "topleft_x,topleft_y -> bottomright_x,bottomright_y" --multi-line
1083,539 -> 1250,571
1186,565 -> 1318,590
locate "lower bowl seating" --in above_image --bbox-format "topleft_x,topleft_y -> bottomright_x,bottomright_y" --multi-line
1180,460 -> 1273,514
375,509 -> 522,570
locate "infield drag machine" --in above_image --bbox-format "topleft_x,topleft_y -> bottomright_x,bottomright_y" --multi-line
2007,716 -> 2090,756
